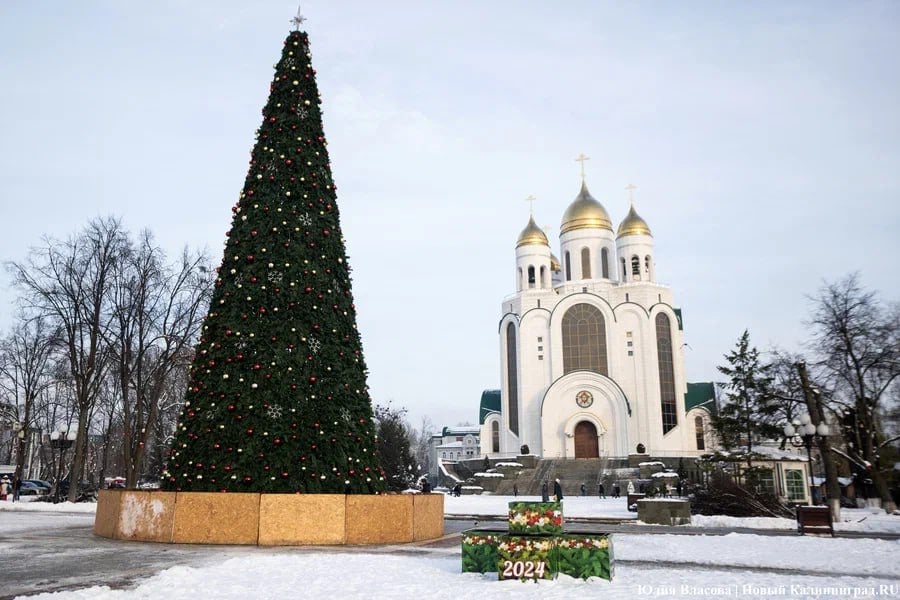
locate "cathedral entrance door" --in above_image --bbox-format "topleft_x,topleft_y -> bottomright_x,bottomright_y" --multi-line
574,421 -> 599,458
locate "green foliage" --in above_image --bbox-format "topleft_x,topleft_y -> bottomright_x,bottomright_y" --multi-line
461,532 -> 501,573
556,536 -> 613,580
374,403 -> 416,491
713,330 -> 781,457
162,30 -> 384,494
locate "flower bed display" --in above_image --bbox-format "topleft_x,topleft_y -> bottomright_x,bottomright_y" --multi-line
497,536 -> 555,580
556,534 -> 614,581
461,530 -> 502,574
461,501 -> 614,582
508,501 -> 564,535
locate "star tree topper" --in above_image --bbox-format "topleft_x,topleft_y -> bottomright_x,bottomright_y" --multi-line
291,5 -> 306,30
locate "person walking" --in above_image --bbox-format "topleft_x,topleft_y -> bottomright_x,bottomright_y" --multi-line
598,482 -> 606,498
0,477 -> 9,501
513,483 -> 519,497
613,483 -> 621,498
541,480 -> 549,502
580,482 -> 587,496
12,477 -> 21,502
553,478 -> 563,502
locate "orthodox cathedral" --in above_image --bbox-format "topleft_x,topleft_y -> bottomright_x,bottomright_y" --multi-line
480,163 -> 714,461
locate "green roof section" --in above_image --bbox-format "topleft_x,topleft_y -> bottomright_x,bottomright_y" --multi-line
685,382 -> 717,414
479,389 -> 502,424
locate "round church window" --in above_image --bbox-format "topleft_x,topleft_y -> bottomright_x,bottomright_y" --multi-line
575,390 -> 593,408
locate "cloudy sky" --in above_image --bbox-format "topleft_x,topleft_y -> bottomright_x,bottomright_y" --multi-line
1,1 -> 898,431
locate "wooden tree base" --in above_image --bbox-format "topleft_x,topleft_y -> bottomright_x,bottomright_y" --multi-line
94,489 -> 444,545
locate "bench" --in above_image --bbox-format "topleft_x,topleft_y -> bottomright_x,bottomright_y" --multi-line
796,505 -> 834,536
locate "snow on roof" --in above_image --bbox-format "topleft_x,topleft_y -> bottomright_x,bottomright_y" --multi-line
750,445 -> 808,461
638,461 -> 665,467
651,471 -> 680,478
494,462 -> 523,468
812,476 -> 853,486
474,472 -> 504,478
436,441 -> 464,449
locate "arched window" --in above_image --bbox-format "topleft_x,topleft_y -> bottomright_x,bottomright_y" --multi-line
695,415 -> 705,450
565,251 -> 571,281
517,267 -> 523,291
506,323 -> 519,435
562,304 -> 608,375
656,313 -> 677,434
527,265 -> 535,288
539,265 -> 547,288
491,421 -> 500,453
601,248 -> 609,279
631,255 -> 640,276
581,247 -> 591,279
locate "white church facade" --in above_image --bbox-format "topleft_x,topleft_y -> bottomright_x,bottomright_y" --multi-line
480,170 -> 713,461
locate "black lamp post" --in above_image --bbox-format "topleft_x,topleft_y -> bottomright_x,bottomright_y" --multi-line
783,414 -> 829,505
47,429 -> 76,503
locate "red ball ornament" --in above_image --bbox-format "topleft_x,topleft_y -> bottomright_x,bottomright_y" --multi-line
247,428 -> 254,435
227,404 -> 235,412
309,376 -> 317,383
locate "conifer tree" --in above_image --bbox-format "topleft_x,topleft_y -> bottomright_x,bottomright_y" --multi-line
713,330 -> 781,465
163,27 -> 385,494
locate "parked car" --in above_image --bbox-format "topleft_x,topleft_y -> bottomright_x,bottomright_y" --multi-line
18,481 -> 48,496
25,479 -> 51,491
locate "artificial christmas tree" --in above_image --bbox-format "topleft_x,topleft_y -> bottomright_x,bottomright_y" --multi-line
163,26 -> 385,494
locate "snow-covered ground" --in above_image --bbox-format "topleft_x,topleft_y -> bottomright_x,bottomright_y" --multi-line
3,497 -> 899,599
442,494 -> 900,534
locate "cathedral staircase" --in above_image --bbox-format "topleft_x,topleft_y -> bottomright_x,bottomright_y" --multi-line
494,458 -> 613,497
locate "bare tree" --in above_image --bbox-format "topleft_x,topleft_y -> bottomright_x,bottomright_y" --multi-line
808,273 -> 899,512
8,217 -> 126,501
105,232 -> 211,487
0,315 -> 58,486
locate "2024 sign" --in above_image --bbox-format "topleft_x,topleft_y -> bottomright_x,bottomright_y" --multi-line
500,560 -> 547,580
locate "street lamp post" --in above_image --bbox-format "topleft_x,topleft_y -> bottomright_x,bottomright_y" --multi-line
783,414 -> 830,505
47,429 -> 76,503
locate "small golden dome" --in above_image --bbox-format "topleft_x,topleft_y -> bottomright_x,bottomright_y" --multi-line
516,215 -> 549,248
550,253 -> 561,272
617,205 -> 652,237
560,181 -> 613,234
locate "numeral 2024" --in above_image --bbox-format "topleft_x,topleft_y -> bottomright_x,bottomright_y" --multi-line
501,560 -> 546,579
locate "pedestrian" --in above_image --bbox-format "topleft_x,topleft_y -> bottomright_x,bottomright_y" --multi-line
541,480 -> 549,502
0,477 -> 9,501
598,483 -> 605,498
421,478 -> 431,493
676,479 -> 682,497
513,483 -> 518,497
613,483 -> 620,498
580,482 -> 587,496
13,477 -> 21,502
553,478 -> 564,502
453,483 -> 462,497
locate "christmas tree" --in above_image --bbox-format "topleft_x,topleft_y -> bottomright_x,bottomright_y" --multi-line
163,25 -> 385,494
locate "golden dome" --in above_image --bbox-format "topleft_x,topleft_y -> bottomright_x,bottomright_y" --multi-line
516,215 -> 549,248
560,181 -> 613,234
617,205 -> 652,237
550,253 -> 561,272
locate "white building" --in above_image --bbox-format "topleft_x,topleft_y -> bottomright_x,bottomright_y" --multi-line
481,173 -> 713,460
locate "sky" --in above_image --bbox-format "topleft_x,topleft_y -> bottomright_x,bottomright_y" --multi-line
2,500 -> 899,599
1,1 -> 898,431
